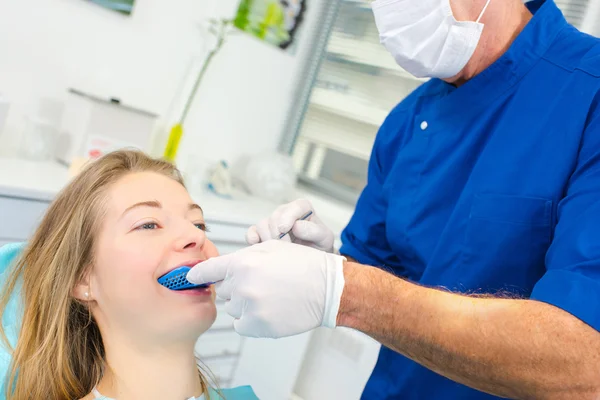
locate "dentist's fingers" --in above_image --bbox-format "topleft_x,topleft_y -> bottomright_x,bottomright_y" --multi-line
255,218 -> 272,242
292,220 -> 328,243
234,317 -> 262,338
224,296 -> 245,320
249,218 -> 292,243
213,279 -> 233,301
275,199 -> 313,234
245,225 -> 261,245
186,254 -> 233,285
268,206 -> 285,238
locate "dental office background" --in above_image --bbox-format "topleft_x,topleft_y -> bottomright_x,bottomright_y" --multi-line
0,0 -> 599,399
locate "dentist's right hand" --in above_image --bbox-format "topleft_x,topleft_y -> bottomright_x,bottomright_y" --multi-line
246,199 -> 336,253
186,240 -> 345,338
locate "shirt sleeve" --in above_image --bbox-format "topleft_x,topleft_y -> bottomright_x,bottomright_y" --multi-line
530,93 -> 600,332
340,108 -> 408,270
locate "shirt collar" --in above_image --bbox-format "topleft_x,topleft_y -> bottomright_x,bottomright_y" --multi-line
418,0 -> 569,115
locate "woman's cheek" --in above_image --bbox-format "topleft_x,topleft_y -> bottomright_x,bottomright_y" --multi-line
204,239 -> 220,258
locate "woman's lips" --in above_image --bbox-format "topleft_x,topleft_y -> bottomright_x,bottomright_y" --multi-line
175,286 -> 213,296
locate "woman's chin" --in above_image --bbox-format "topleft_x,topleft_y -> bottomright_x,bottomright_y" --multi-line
180,304 -> 218,335
161,316 -> 216,343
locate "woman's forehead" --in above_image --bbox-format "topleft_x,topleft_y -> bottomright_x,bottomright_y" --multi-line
105,172 -> 192,214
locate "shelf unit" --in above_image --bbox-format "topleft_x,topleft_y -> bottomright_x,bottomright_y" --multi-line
310,87 -> 388,127
326,34 -> 429,82
292,0 -> 426,201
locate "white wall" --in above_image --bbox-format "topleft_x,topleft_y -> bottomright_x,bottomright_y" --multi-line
0,0 -> 324,171
0,0 -> 206,151
174,0 -> 327,174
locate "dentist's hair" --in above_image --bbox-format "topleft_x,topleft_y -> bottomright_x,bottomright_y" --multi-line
0,150 -> 211,400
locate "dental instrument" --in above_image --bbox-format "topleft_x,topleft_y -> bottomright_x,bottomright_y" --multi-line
278,210 -> 313,239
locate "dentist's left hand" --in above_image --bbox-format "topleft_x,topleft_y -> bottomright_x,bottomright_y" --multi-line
186,240 -> 346,338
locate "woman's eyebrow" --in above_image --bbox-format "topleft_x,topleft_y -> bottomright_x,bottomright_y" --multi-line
119,201 -> 202,219
189,203 -> 203,214
121,200 -> 162,218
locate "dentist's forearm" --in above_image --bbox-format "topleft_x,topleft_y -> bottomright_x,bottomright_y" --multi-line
336,261 -> 600,400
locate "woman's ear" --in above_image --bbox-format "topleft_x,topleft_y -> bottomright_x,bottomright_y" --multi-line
73,270 -> 93,301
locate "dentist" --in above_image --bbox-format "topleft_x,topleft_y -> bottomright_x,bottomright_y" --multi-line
188,0 -> 600,398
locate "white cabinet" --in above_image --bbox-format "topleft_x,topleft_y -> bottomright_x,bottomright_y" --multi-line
294,328 -> 380,400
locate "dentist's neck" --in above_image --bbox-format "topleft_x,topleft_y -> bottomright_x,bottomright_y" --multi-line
96,329 -> 204,400
447,0 -> 533,86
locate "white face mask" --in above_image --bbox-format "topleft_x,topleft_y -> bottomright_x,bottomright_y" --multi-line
372,0 -> 491,79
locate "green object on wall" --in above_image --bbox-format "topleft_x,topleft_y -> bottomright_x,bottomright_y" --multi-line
233,0 -> 306,50
234,0 -> 253,30
88,0 -> 135,15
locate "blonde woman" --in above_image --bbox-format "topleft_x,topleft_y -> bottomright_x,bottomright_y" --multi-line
0,150 -> 258,400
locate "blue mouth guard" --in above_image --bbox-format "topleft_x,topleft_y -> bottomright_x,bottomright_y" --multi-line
158,266 -> 210,291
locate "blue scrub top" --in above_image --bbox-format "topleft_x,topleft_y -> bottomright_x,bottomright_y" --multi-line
339,0 -> 600,398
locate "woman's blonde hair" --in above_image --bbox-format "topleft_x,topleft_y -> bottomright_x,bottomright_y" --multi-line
0,150 -> 211,400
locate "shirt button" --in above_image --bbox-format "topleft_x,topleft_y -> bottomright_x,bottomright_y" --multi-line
420,121 -> 428,130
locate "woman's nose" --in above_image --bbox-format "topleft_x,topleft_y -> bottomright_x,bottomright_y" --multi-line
182,241 -> 197,250
175,223 -> 206,251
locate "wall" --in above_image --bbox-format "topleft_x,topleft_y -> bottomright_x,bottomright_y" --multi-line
174,0 -> 327,173
0,0 -> 204,151
0,0 -> 324,172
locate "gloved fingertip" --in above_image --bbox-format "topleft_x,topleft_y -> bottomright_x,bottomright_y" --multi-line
186,268 -> 201,283
245,227 -> 260,245
233,319 -> 257,338
291,220 -> 319,240
186,257 -> 227,284
276,220 -> 293,234
233,318 -> 244,335
280,234 -> 292,243
277,206 -> 305,233
213,281 -> 228,300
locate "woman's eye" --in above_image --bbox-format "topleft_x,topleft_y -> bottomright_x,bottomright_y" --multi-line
136,222 -> 159,230
195,223 -> 210,232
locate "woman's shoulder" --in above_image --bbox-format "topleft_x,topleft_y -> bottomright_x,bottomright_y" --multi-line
77,394 -> 97,400
74,387 -> 258,400
207,386 -> 259,400
0,242 -> 25,276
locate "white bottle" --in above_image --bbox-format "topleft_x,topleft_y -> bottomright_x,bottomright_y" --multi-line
19,98 -> 63,161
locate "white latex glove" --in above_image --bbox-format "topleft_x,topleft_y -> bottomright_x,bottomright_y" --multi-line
186,240 -> 346,338
246,198 -> 336,253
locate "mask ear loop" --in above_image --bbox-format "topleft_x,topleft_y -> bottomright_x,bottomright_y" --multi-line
476,0 -> 492,23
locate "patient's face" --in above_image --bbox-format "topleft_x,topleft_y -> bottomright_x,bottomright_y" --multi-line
89,172 -> 217,343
